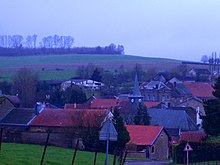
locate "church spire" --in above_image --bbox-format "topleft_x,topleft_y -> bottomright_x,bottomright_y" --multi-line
133,72 -> 141,96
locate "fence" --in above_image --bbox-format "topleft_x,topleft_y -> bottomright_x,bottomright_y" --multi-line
0,126 -> 125,165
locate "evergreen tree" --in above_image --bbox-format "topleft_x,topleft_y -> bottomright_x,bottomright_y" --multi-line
91,68 -> 102,82
133,103 -> 151,125
63,86 -> 87,104
212,76 -> 220,99
202,77 -> 220,136
112,107 -> 130,153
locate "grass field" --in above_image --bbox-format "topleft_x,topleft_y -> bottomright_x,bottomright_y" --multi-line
0,54 -> 182,81
0,54 -> 180,68
0,142 -> 118,165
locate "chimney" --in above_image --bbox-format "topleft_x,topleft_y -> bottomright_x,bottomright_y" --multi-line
35,102 -> 41,115
74,103 -> 77,109
178,128 -> 182,136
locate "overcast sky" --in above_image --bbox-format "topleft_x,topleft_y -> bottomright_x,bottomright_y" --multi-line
1,0 -> 220,61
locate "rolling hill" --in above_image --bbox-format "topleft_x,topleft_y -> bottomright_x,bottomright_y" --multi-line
0,54 -> 182,81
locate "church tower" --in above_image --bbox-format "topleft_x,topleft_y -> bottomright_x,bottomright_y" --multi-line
127,73 -> 144,123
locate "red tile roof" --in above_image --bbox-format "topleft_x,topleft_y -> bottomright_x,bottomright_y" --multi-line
90,99 -> 118,109
125,125 -> 164,146
144,102 -> 160,108
118,99 -> 129,114
183,82 -> 214,98
179,131 -> 207,143
31,108 -> 107,127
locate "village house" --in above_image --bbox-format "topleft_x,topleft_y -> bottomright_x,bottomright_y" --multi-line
176,97 -> 205,125
186,68 -> 211,82
141,80 -> 172,103
61,79 -> 104,91
0,95 -> 20,121
167,79 -> 192,106
126,125 -> 170,160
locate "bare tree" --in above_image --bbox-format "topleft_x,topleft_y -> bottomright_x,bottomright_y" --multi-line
12,68 -> 38,107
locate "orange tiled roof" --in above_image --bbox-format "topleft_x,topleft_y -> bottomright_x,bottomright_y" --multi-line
183,82 -> 214,98
179,131 -> 207,143
90,99 -> 117,109
126,125 -> 164,146
144,102 -> 160,108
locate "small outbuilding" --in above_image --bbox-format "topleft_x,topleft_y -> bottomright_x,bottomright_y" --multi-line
125,125 -> 170,160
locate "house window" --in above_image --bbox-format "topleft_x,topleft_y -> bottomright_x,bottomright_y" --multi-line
148,95 -> 150,100
151,145 -> 155,154
152,95 -> 155,101
161,95 -> 165,101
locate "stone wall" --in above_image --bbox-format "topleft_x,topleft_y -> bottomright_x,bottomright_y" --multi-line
150,130 -> 169,160
3,131 -> 85,150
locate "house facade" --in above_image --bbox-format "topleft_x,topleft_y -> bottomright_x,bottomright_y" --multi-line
141,81 -> 172,103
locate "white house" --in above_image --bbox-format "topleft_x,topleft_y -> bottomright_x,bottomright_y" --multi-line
61,79 -> 104,91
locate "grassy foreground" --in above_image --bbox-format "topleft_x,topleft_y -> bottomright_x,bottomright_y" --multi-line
0,143 -> 118,165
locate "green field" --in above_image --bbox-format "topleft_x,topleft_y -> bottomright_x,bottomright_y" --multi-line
0,54 -> 181,81
0,142 -> 118,165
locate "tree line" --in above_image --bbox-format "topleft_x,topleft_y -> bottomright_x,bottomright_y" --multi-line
0,34 -> 124,55
201,52 -> 220,64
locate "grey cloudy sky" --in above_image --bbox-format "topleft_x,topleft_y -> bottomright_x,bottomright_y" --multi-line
1,0 -> 220,61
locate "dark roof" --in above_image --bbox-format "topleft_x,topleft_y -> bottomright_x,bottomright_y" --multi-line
152,74 -> 167,83
0,95 -> 20,107
0,108 -> 36,125
170,107 -> 197,124
174,83 -> 192,96
165,128 -> 180,137
144,81 -> 171,90
148,108 -> 198,131
193,68 -> 211,75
